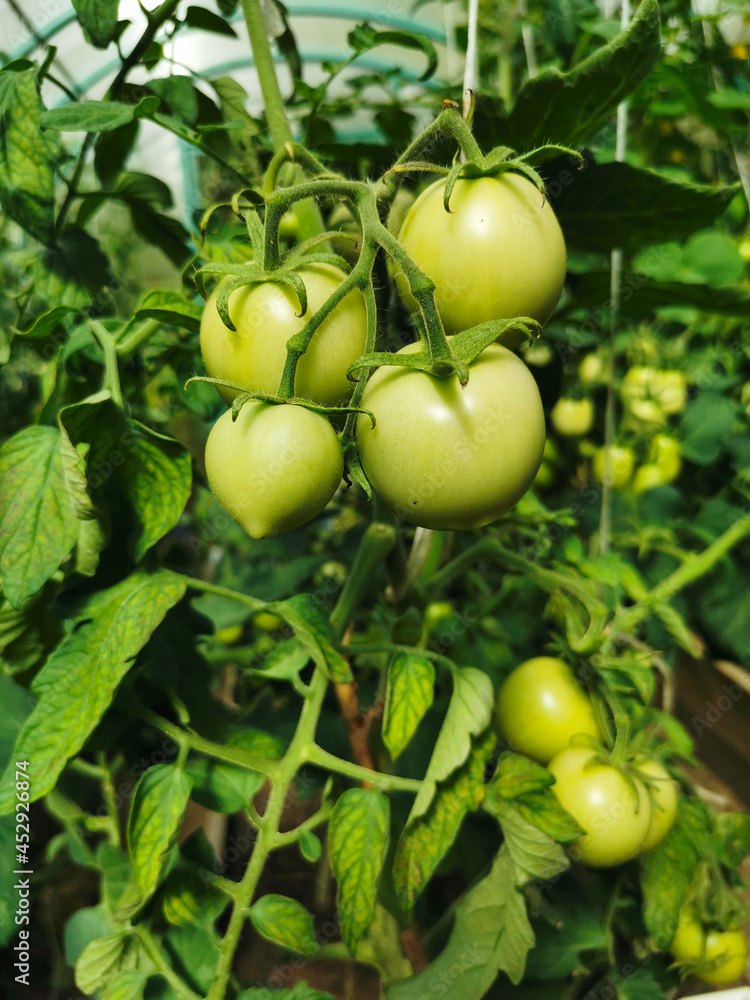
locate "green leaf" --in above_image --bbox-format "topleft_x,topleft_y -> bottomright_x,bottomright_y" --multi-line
382,652 -> 434,760
163,922 -> 220,994
127,764 -> 192,907
707,88 -> 750,110
348,23 -> 437,81
487,753 -> 554,798
480,0 -> 659,149
387,847 -> 534,999
129,200 -> 193,267
0,65 -> 57,244
552,161 -> 736,254
104,969 -> 149,1000
492,801 -> 569,883
249,894 -> 318,955
329,788 -> 390,954
679,393 -> 737,466
0,570 -> 186,812
185,5 -> 237,36
185,755 -> 265,814
134,290 -> 202,331
120,420 -> 193,561
211,76 -> 259,148
237,983 -> 336,1000
17,305 -> 77,338
160,864 -> 229,928
278,593 -> 352,682
714,812 -> 750,869
0,426 -> 80,608
393,731 -> 493,915
484,758 -> 584,843
72,0 -> 120,48
525,896 -> 608,979
640,799 -> 710,948
148,76 -> 200,125
60,397 -> 192,561
616,968 -> 667,1000
75,933 -> 153,996
298,830 -> 322,863
408,665 -> 493,823
41,96 -> 160,133
64,905 -> 117,967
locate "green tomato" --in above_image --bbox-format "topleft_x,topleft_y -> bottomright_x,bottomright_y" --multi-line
254,611 -> 283,632
651,370 -> 687,415
579,353 -> 604,385
396,175 -> 567,348
205,402 -> 343,539
215,624 -> 243,645
496,657 -> 601,764
551,397 -> 594,437
356,342 -> 545,529
649,433 -> 682,482
637,758 -> 678,853
200,263 -> 368,406
632,463 -> 669,494
671,910 -> 748,986
424,601 -> 454,632
549,747 -> 652,867
592,445 -> 635,489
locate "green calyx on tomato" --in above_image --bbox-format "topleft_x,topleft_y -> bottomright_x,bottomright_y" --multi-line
671,908 -> 748,986
200,263 -> 368,406
549,747 -> 652,867
496,657 -> 601,764
395,175 -> 567,349
355,341 -> 545,530
592,445 -> 635,489
551,397 -> 594,437
205,401 -> 343,539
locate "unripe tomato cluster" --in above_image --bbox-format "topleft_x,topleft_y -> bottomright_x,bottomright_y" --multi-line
200,173 -> 569,536
671,907 -> 748,986
496,657 -> 679,867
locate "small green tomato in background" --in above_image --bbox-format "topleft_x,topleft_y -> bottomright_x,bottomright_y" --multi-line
636,758 -> 679,852
651,370 -> 687,415
215,624 -> 244,645
551,397 -> 594,437
649,433 -> 682,482
671,909 -> 748,986
533,460 -> 556,490
205,402 -> 343,539
549,747 -> 652,867
592,445 -> 635,489
633,463 -> 670,494
496,657 -> 601,763
200,263 -> 368,406
396,175 -> 567,348
254,611 -> 283,632
579,352 -> 605,385
356,342 -> 545,530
